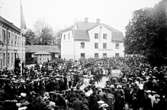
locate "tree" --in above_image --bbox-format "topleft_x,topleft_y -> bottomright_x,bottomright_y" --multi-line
54,32 -> 61,49
33,20 -> 54,45
39,26 -> 53,45
125,0 -> 167,65
24,29 -> 36,45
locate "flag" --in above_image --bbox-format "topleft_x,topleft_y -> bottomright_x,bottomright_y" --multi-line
20,0 -> 27,31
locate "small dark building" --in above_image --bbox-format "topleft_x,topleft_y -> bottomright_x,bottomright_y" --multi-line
25,45 -> 60,65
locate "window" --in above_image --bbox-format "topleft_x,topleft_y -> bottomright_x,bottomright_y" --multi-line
81,42 -> 85,48
94,33 -> 98,39
3,53 -> 5,66
94,53 -> 99,58
7,31 -> 10,44
15,53 -> 17,59
15,35 -> 17,46
11,53 -> 13,65
11,33 -> 13,46
2,30 -> 5,43
94,43 -> 98,49
80,53 -> 85,58
103,43 -> 107,49
103,33 -> 107,39
115,43 -> 119,49
7,53 -> 10,66
103,53 -> 107,57
115,53 -> 119,57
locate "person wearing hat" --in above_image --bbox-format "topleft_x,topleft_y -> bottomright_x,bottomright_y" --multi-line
98,100 -> 109,110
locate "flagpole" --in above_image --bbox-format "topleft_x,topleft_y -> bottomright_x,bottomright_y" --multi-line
20,29 -> 23,76
20,0 -> 26,76
20,0 -> 23,76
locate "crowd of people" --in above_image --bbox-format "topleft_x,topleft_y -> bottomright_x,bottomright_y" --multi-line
0,56 -> 167,110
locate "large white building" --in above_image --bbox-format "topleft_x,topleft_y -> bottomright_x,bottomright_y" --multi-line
0,16 -> 25,70
61,18 -> 124,60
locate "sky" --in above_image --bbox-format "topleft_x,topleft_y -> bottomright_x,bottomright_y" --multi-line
0,0 -> 161,34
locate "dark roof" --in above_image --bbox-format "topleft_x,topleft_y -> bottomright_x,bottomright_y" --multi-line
73,30 -> 90,41
76,22 -> 98,30
103,24 -> 124,42
26,45 -> 60,53
60,21 -> 124,42
0,16 -> 20,33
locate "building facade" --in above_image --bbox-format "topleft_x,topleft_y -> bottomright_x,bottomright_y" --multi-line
61,18 -> 124,60
0,16 -> 25,70
26,45 -> 60,64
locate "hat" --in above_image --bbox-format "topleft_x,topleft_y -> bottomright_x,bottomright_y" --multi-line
154,94 -> 160,98
20,93 -> 27,97
110,85 -> 114,88
145,90 -> 151,93
117,85 -> 122,88
99,103 -> 109,108
97,100 -> 105,104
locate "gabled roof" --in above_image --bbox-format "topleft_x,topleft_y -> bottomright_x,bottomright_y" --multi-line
26,45 -> 60,53
0,16 -> 20,33
73,30 -> 89,41
34,52 -> 50,55
103,24 -> 124,42
75,22 -> 98,30
60,21 -> 124,42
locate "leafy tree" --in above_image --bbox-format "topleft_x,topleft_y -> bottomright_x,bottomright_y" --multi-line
24,29 -> 36,45
38,26 -> 53,45
54,32 -> 61,49
33,20 -> 54,45
125,0 -> 167,65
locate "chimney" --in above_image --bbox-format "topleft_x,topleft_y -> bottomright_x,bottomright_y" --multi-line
84,17 -> 88,23
96,18 -> 100,24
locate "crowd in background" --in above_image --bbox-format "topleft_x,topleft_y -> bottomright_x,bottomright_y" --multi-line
0,56 -> 167,110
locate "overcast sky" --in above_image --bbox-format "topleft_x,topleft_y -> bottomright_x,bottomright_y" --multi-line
0,0 -> 161,33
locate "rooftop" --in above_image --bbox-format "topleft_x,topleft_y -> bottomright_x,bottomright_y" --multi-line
60,18 -> 124,42
26,45 -> 60,53
0,16 -> 21,33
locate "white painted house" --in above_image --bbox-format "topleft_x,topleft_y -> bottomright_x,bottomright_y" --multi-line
61,18 -> 124,60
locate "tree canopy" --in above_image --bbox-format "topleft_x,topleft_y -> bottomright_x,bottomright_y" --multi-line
24,29 -> 36,45
125,0 -> 167,65
24,20 -> 55,45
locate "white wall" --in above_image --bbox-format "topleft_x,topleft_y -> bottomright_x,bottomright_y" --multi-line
61,24 -> 124,60
74,25 -> 124,59
61,30 -> 75,59
74,41 -> 92,59
88,25 -> 115,58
